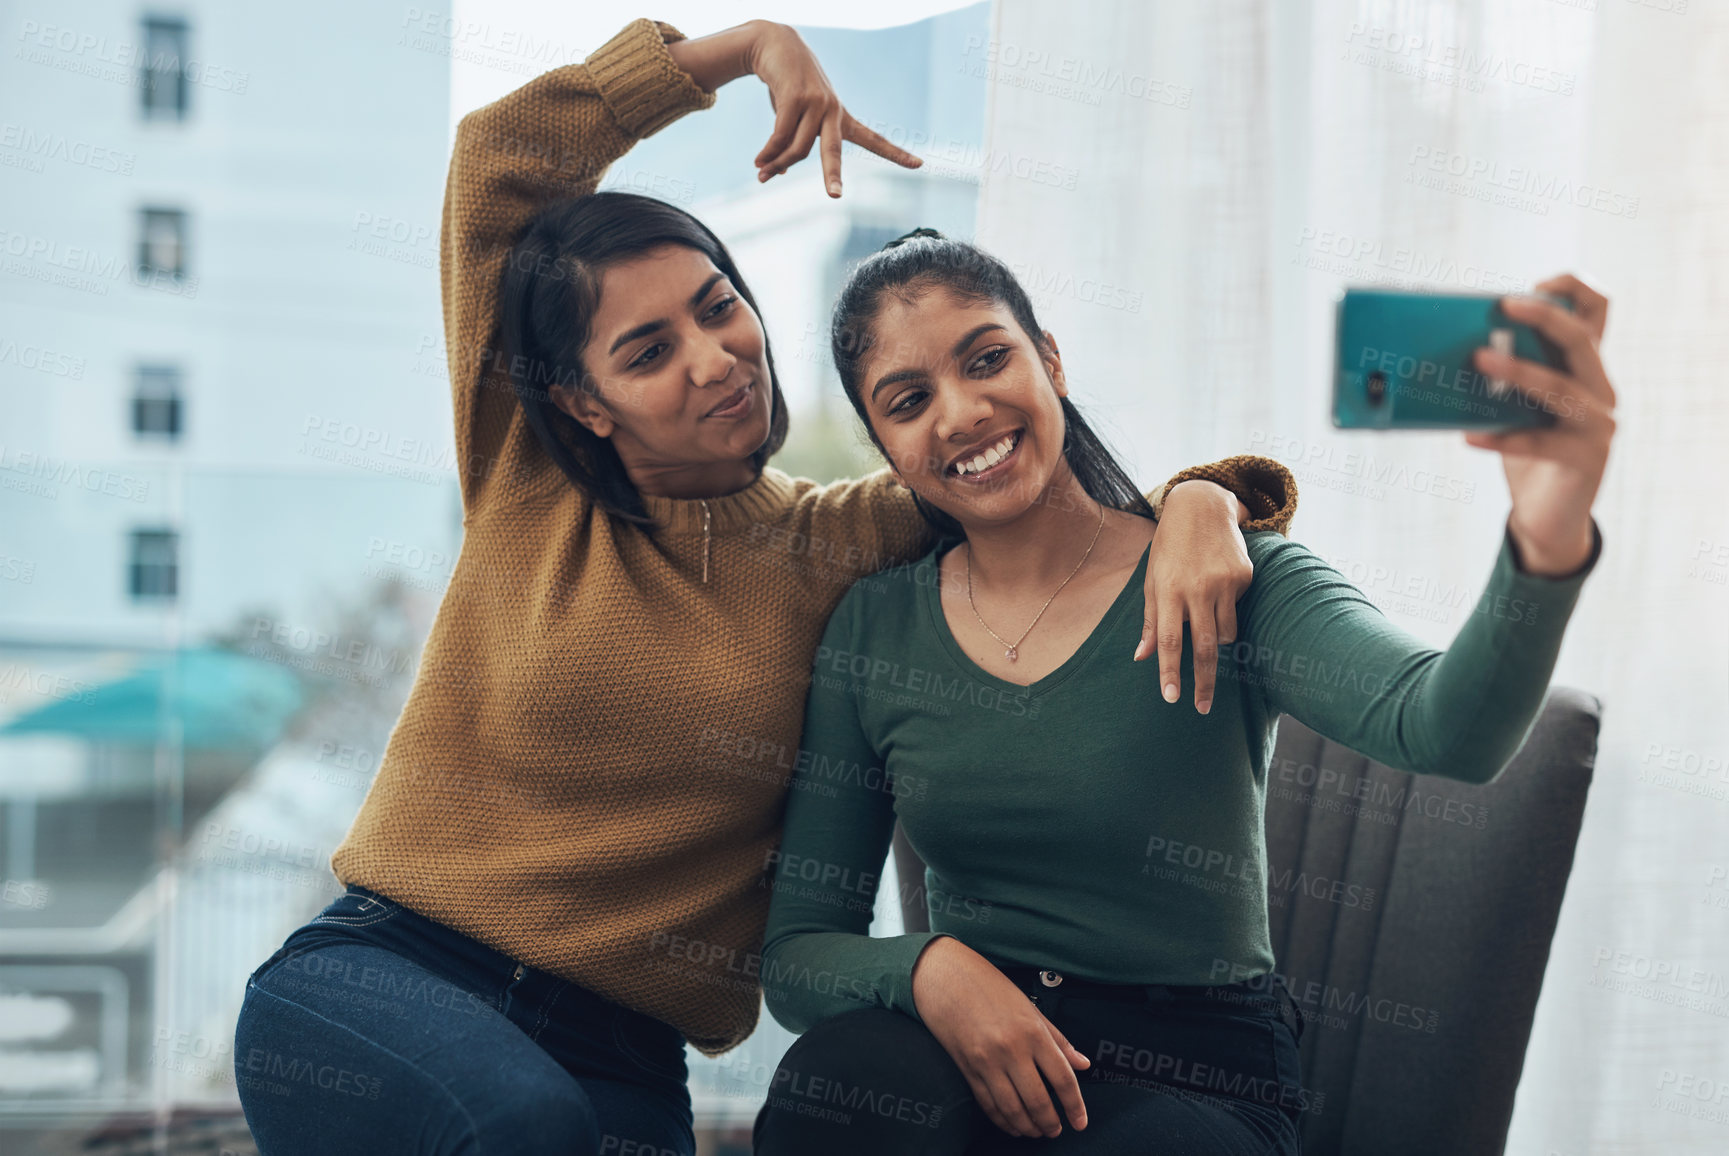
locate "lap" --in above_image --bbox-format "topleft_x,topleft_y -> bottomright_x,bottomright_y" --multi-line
236,938 -> 691,1156
756,1005 -> 1297,1156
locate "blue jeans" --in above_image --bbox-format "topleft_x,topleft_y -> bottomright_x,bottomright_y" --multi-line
233,884 -> 695,1155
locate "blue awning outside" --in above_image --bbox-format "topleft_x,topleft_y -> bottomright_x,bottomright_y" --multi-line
0,647 -> 306,751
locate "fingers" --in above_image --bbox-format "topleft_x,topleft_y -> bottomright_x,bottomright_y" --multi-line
1157,602 -> 1185,706
1135,601 -> 1157,664
1473,347 -> 1587,423
962,1072 -> 1019,1138
1037,1021 -> 1091,1130
758,104 -> 822,182
754,99 -> 801,171
1496,297 -> 1612,405
1533,273 -> 1609,343
1214,591 -> 1240,648
1040,1017 -> 1090,1068
1004,1058 -> 1068,1138
1188,599 -> 1218,715
982,1068 -> 1048,1138
841,110 -> 925,170
818,105 -> 844,197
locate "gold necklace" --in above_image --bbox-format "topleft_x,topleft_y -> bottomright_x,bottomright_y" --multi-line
964,502 -> 1106,663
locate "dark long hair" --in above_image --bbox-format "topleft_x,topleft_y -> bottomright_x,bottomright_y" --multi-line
494,191 -> 790,528
828,227 -> 1154,539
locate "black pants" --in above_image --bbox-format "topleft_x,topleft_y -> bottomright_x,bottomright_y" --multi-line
754,966 -> 1308,1155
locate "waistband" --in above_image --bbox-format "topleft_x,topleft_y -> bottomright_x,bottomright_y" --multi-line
993,963 -> 1307,1044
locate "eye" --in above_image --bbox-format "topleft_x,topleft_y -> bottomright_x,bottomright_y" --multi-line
705,294 -> 738,320
886,388 -> 928,417
970,346 -> 1010,374
628,342 -> 666,370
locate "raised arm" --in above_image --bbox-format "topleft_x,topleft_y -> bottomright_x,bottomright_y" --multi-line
1238,274 -> 1615,781
1236,519 -> 1599,783
443,18 -> 716,515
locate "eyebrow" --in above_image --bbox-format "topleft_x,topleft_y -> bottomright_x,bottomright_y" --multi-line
869,323 -> 1008,403
607,271 -> 728,357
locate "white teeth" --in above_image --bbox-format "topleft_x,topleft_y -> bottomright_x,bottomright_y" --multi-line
951,431 -> 1018,476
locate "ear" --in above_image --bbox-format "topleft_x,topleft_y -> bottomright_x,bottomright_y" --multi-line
1041,329 -> 1068,398
551,382 -> 614,440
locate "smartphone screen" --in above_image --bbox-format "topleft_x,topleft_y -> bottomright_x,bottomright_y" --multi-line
1332,288 -> 1570,431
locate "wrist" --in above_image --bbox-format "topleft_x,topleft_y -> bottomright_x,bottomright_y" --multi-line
1507,516 -> 1596,578
667,20 -> 765,93
1166,479 -> 1245,526
739,19 -> 785,77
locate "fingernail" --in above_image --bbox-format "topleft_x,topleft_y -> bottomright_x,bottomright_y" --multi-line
1163,682 -> 1178,704
828,179 -> 841,196
1197,698 -> 1212,715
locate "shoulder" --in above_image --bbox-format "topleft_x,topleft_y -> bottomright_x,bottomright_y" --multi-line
1243,529 -> 1321,571
774,467 -> 916,521
826,540 -> 944,632
1239,530 -> 1378,617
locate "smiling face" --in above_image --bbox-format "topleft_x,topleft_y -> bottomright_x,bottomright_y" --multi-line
857,286 -> 1072,529
554,243 -> 774,493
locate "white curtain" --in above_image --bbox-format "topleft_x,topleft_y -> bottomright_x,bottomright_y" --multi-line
976,0 -> 1727,1151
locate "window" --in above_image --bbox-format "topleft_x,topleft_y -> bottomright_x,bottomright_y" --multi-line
140,17 -> 190,120
128,529 -> 179,600
132,365 -> 184,439
138,208 -> 187,280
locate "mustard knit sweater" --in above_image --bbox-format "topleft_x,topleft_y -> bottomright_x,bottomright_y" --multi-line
328,16 -> 1299,1056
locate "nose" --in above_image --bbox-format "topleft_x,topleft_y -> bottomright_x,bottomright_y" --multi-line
688,328 -> 739,393
931,375 -> 993,448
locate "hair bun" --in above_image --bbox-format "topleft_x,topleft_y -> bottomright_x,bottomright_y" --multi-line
882,226 -> 945,251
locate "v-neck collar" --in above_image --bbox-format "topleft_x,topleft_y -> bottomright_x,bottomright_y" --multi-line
918,541 -> 1152,698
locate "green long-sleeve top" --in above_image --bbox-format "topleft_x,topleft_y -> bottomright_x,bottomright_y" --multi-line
759,520 -> 1602,1033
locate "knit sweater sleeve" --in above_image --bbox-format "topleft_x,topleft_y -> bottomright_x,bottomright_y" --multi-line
1153,455 -> 1298,536
441,18 -> 716,517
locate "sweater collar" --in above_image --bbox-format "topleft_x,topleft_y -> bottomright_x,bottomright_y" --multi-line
637,466 -> 796,535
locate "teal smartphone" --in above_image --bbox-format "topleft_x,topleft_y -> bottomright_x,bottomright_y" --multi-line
1332,287 -> 1572,430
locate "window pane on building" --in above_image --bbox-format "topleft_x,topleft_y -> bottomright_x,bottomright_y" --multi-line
127,529 -> 179,600
140,18 -> 189,120
132,364 -> 184,439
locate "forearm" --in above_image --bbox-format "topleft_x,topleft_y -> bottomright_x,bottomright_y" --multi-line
1245,522 -> 1600,783
443,18 -> 715,512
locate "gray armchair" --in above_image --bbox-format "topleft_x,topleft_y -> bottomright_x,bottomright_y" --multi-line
892,686 -> 1602,1156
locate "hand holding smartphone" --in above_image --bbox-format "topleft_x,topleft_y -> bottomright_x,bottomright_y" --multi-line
1331,275 -> 1617,578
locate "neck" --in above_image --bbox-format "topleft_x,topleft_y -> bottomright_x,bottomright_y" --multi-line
960,462 -> 1107,593
624,453 -> 761,501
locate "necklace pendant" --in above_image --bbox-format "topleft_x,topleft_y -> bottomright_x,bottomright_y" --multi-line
1005,646 -> 1018,662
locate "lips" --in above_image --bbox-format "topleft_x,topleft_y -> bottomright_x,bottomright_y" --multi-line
946,428 -> 1023,480
706,380 -> 754,418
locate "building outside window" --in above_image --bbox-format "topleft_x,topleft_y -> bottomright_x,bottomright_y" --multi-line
131,364 -> 184,439
127,528 -> 179,600
137,208 -> 187,281
140,17 -> 189,120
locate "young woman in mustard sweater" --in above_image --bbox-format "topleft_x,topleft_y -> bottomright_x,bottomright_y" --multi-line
753,233 -> 1611,1153
231,17 -> 1302,1156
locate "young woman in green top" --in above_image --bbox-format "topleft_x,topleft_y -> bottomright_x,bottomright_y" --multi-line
754,231 -> 1613,1153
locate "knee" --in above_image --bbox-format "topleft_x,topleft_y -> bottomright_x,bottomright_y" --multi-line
758,1010 -> 972,1154
773,1007 -> 970,1110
